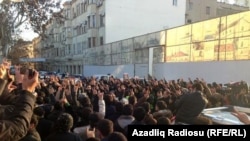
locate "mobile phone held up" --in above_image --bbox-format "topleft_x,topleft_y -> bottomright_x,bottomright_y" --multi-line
9,66 -> 15,75
28,69 -> 35,79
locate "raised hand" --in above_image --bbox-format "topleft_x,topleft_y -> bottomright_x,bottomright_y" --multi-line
22,69 -> 39,94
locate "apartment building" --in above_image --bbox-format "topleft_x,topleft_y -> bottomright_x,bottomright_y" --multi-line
40,0 -> 249,75
185,0 -> 249,24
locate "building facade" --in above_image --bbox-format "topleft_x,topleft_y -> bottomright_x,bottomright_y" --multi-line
39,0 -> 249,76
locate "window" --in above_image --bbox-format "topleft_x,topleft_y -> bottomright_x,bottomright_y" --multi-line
100,36 -> 104,45
77,43 -> 82,54
92,15 -> 96,27
189,2 -> 193,10
68,45 -> 71,54
88,37 -> 91,48
92,37 -> 96,47
206,6 -> 210,15
187,19 -> 192,24
82,42 -> 85,51
88,16 -> 90,28
77,4 -> 80,16
81,3 -> 84,13
84,3 -> 87,12
173,0 -> 177,6
100,14 -> 105,26
66,9 -> 71,19
73,44 -> 76,54
81,25 -> 84,34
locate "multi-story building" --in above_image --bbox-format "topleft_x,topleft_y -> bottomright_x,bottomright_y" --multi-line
39,0 -> 249,76
185,0 -> 249,24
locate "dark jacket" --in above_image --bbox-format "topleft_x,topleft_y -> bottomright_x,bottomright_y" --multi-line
0,90 -> 36,141
175,91 -> 208,124
19,129 -> 41,141
36,118 -> 54,141
46,131 -> 82,141
0,79 -> 17,105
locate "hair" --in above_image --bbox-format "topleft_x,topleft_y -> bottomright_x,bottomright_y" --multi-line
104,94 -> 114,105
55,113 -> 74,132
133,107 -> 146,121
96,119 -> 114,137
115,101 -> 124,114
79,107 -> 93,121
192,82 -> 204,92
36,96 -> 44,105
53,101 -> 64,111
107,132 -> 128,141
141,102 -> 151,113
89,112 -> 101,129
30,114 -> 39,127
33,106 -> 45,118
128,95 -> 137,105
155,100 -> 167,110
78,96 -> 92,107
122,104 -> 133,116
157,116 -> 171,125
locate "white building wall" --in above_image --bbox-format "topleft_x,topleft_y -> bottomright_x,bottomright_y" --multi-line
105,0 -> 186,43
83,60 -> 250,85
84,64 -> 135,78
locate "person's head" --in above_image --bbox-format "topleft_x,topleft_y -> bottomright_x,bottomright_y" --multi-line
162,89 -> 171,98
141,102 -> 151,113
55,113 -> 74,132
33,106 -> 45,118
156,89 -> 163,98
104,94 -> 115,105
192,82 -> 204,92
78,106 -> 93,123
157,116 -> 171,125
36,96 -> 44,105
54,101 -> 64,111
29,114 -> 39,130
155,100 -> 167,111
128,95 -> 137,105
48,84 -> 56,94
107,132 -> 128,141
133,106 -> 146,122
89,112 -> 101,129
79,96 -> 92,107
122,104 -> 133,116
115,101 -> 124,113
96,119 -> 114,139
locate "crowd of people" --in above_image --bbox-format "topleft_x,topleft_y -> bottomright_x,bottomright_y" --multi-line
0,59 -> 249,141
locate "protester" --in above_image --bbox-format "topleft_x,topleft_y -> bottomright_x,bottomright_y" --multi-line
1,57 -> 250,141
174,82 -> 208,124
46,113 -> 82,141
0,60 -> 39,141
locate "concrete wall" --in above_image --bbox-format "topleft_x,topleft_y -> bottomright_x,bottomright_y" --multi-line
84,60 -> 250,85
